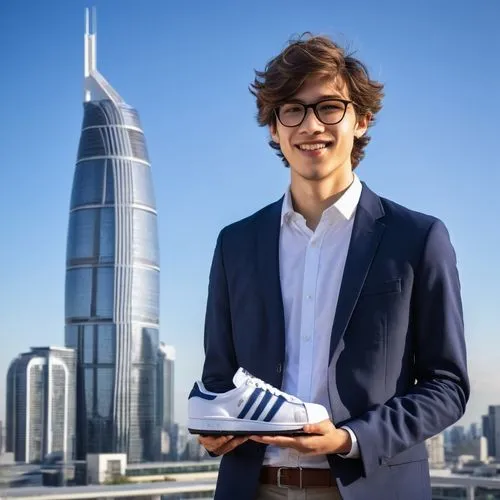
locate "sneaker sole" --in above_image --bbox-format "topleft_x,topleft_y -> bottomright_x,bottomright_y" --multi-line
188,428 -> 311,436
187,417 -> 314,436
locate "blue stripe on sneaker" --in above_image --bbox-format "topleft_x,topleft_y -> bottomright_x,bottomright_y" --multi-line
237,388 -> 263,419
263,395 -> 286,422
249,391 -> 273,420
188,383 -> 217,400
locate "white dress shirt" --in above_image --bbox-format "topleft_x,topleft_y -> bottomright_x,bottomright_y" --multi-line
262,174 -> 362,468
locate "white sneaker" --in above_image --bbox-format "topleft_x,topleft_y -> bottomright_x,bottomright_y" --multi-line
187,367 -> 329,435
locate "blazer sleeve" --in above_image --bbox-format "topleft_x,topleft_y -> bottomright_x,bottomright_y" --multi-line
346,219 -> 470,477
201,229 -> 238,393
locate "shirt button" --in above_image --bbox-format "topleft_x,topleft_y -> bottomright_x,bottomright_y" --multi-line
310,241 -> 317,247
303,335 -> 311,342
306,295 -> 312,300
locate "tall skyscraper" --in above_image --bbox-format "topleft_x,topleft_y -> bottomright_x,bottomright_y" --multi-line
65,9 -> 160,462
5,347 -> 76,463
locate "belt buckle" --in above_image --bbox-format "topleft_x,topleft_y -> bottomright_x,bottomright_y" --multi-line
277,466 -> 302,489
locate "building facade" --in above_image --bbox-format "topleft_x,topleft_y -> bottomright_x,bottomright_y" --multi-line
5,347 -> 76,463
65,9 -> 160,462
157,344 -> 175,458
426,433 -> 446,469
482,414 -> 492,456
488,405 -> 500,460
157,343 -> 175,429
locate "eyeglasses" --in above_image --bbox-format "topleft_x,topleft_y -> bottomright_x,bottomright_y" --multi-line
275,98 -> 353,127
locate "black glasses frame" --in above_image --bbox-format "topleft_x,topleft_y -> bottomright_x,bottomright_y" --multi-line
274,98 -> 353,127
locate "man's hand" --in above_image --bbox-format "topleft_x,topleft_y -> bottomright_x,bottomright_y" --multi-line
198,434 -> 249,456
249,419 -> 352,455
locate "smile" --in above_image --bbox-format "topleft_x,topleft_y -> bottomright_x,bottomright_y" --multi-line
296,142 -> 332,151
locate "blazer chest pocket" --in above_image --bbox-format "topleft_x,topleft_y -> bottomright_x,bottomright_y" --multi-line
359,278 -> 401,297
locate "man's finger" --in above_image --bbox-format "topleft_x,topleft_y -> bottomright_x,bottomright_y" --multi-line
303,419 -> 332,434
216,436 -> 249,455
249,435 -> 300,447
303,423 -> 322,434
198,434 -> 234,452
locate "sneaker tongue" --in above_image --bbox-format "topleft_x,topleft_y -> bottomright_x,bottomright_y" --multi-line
233,367 -> 252,388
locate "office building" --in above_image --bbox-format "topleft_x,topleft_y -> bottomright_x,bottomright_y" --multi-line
482,413 -> 492,456
5,347 -> 76,463
489,405 -> 500,460
157,343 -> 175,428
157,344 -> 175,459
426,433 -> 445,469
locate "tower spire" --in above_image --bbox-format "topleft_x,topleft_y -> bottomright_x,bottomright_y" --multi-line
83,7 -> 123,103
84,7 -> 97,78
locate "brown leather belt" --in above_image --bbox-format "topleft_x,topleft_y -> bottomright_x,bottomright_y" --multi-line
260,466 -> 336,489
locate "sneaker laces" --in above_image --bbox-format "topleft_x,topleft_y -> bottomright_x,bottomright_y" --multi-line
245,377 -> 300,403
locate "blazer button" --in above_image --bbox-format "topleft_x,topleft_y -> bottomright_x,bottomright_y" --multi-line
277,363 -> 282,374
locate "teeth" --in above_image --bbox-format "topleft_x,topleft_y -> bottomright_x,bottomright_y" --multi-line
299,143 -> 327,151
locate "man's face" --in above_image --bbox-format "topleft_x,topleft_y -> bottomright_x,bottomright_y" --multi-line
270,76 -> 368,184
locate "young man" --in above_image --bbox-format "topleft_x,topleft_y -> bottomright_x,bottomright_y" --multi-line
198,35 -> 469,500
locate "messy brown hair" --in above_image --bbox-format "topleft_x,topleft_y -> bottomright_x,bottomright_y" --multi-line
250,34 -> 384,169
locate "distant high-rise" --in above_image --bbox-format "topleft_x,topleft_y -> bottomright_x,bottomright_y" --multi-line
449,425 -> 465,452
426,434 -> 445,469
157,343 -> 175,428
5,347 -> 76,463
482,414 -> 492,456
488,405 -> 500,460
469,422 -> 479,440
157,344 -> 175,459
64,9 -> 160,462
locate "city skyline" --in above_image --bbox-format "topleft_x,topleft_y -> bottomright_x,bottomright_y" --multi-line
1,0 -> 499,430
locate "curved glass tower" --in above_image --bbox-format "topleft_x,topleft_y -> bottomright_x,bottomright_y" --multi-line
65,9 -> 159,462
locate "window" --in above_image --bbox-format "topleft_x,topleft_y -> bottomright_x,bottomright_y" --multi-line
132,326 -> 159,364
97,325 -> 115,363
132,209 -> 159,266
107,459 -> 121,474
65,326 -> 78,349
84,368 -> 94,416
98,208 -> 115,262
104,163 -> 114,203
82,102 -> 106,129
128,129 -> 149,162
95,267 -> 114,319
96,368 -> 114,419
67,210 -> 97,261
121,106 -> 142,129
66,208 -> 115,265
65,268 -> 92,319
83,325 -> 94,364
131,268 -> 159,323
78,128 -> 106,159
70,160 -> 105,208
132,162 -> 156,206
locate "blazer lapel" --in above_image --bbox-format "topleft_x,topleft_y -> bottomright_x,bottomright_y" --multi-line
329,184 -> 386,362
256,199 -> 286,382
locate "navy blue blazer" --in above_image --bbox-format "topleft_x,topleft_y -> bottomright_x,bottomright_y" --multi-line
201,183 -> 469,500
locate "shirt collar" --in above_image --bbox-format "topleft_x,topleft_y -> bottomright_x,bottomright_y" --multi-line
280,173 -> 362,227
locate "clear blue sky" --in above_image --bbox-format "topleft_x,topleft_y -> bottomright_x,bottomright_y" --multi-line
1,0 -> 499,429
